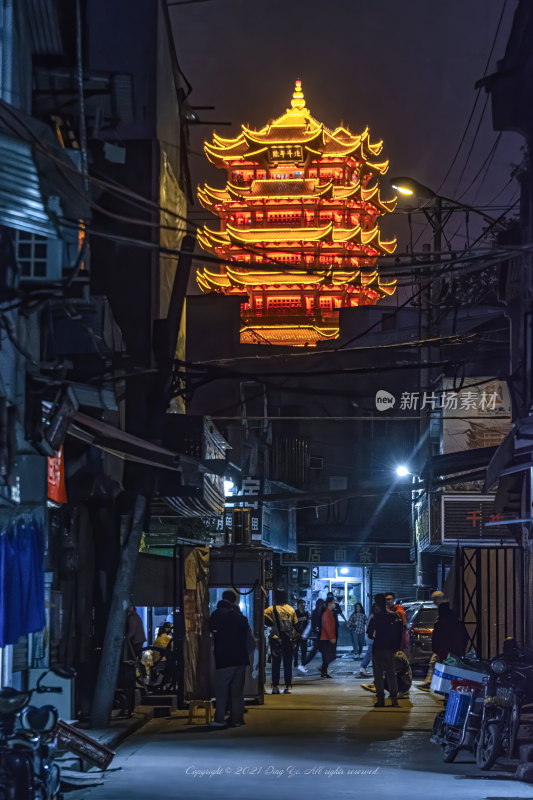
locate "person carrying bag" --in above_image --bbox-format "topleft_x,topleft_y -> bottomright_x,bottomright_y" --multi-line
264,589 -> 299,694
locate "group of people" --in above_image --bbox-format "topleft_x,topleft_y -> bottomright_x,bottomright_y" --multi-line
263,587 -> 469,707
184,585 -> 471,727
264,590 -> 346,693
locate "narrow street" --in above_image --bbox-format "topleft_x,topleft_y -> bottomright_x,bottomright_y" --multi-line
68,663 -> 532,800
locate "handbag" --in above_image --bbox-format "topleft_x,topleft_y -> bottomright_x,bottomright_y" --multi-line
269,634 -> 283,659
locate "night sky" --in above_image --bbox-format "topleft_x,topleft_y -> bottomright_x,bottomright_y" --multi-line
173,0 -> 522,289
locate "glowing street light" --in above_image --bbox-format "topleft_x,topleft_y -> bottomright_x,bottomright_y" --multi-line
396,465 -> 410,477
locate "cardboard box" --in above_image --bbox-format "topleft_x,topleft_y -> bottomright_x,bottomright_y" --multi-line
430,662 -> 488,695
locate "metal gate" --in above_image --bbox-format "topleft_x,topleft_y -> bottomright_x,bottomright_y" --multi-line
460,546 -> 523,658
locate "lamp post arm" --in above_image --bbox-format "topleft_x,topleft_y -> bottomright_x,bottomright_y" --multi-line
437,194 -> 504,228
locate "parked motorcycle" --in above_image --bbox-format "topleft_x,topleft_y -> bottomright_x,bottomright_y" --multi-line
431,673 -> 488,763
476,638 -> 533,770
138,642 -> 176,694
0,665 -> 76,800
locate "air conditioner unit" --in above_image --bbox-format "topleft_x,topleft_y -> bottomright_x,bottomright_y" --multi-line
309,456 -> 324,470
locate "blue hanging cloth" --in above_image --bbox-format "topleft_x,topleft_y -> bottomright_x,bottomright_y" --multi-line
0,517 -> 45,648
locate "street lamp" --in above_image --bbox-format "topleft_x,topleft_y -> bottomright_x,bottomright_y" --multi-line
396,465 -> 410,477
389,176 -> 502,251
390,177 -> 436,201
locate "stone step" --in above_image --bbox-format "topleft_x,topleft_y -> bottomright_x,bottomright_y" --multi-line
142,694 -> 177,709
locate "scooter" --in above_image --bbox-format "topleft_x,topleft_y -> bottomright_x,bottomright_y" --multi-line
138,641 -> 176,694
0,665 -> 76,800
476,638 -> 533,770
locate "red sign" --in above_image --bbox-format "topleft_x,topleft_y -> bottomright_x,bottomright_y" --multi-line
47,446 -> 67,503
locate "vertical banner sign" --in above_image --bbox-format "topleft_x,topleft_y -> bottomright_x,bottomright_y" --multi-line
47,446 -> 67,503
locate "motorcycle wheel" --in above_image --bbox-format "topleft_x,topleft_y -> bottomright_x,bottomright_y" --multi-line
431,710 -> 445,742
442,744 -> 459,763
476,720 -> 502,770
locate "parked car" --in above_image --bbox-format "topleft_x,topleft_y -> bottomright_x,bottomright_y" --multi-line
404,602 -> 439,667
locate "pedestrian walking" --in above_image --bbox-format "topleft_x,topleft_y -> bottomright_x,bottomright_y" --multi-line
418,590 -> 448,691
264,589 -> 299,694
347,602 -> 367,658
366,593 -> 403,707
294,600 -> 310,672
209,590 -> 255,727
319,596 -> 337,678
358,639 -> 373,676
432,599 -> 469,661
325,591 -> 346,658
303,598 -> 325,668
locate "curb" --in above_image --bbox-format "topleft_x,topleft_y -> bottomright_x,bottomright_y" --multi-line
86,705 -> 154,751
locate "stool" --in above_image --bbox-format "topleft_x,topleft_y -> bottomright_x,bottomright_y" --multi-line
187,700 -> 213,724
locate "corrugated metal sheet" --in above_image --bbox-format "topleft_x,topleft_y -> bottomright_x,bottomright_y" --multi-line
0,134 -> 56,235
25,0 -> 63,56
0,101 -> 90,236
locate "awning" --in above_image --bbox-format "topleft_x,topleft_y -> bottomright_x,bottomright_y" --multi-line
427,445 -> 498,489
485,417 -> 533,491
67,412 -> 227,517
0,101 -> 90,236
67,412 -> 181,471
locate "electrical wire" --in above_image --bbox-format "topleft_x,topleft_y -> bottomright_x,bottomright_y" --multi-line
457,132 -> 502,202
436,0 -> 509,194
450,93 -> 491,199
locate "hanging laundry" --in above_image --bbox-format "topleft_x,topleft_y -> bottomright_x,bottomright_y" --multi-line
0,518 -> 45,647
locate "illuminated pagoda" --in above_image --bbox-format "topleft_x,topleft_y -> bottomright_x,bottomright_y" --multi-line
197,80 -> 397,346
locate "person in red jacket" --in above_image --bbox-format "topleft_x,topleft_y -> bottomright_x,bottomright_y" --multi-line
319,596 -> 337,679
385,592 -> 408,650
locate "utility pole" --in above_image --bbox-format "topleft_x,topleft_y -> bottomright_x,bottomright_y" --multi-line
90,494 -> 148,728
90,236 -> 196,728
415,198 -> 443,598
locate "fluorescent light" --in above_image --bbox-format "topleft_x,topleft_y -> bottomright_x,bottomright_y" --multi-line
392,183 -> 414,196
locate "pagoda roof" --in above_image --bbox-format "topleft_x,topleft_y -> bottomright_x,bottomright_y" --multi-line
198,221 -> 397,255
198,179 -> 397,214
204,81 -> 389,168
196,264 -> 397,296
240,325 -> 340,346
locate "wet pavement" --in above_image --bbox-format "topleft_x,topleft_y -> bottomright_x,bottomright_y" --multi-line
67,657 -> 533,799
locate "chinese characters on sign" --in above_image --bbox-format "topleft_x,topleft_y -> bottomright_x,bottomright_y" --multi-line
281,545 -> 377,565
269,145 -> 303,162
398,389 -> 501,412
441,495 -> 517,543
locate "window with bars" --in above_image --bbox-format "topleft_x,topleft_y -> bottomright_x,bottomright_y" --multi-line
15,231 -> 48,277
14,230 -> 63,280
266,297 -> 301,308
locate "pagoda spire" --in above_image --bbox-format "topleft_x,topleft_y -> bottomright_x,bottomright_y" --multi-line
290,79 -> 306,112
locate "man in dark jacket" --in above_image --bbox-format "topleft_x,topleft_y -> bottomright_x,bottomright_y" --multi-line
366,593 -> 404,708
432,601 -> 469,661
209,590 -> 254,726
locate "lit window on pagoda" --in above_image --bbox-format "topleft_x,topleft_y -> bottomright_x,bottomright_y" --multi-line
197,80 -> 397,347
